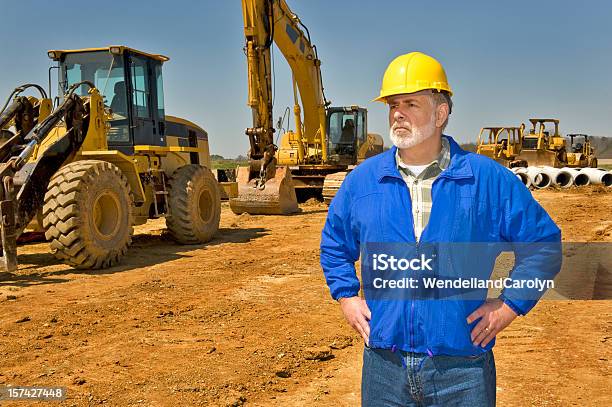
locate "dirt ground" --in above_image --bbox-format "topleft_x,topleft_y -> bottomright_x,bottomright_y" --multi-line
0,187 -> 610,406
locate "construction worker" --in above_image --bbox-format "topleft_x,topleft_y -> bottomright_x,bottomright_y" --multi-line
320,52 -> 561,406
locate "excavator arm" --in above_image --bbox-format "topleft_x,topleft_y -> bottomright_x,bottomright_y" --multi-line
232,0 -> 330,214
241,0 -> 328,164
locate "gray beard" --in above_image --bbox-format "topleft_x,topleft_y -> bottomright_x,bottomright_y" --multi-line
389,116 -> 437,149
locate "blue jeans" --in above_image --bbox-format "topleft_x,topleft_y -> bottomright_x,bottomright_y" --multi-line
362,346 -> 496,406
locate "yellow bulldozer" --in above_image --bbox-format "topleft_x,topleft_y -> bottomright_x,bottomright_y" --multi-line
566,133 -> 598,168
476,124 -> 527,168
517,118 -> 568,167
0,46 -> 221,271
230,0 -> 383,215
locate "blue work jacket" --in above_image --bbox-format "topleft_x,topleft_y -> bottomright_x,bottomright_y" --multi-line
320,135 -> 562,356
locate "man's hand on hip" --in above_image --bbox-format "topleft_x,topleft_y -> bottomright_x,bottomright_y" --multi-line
467,298 -> 518,348
339,296 -> 371,346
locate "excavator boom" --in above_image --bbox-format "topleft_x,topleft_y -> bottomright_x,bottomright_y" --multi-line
232,0 -> 330,214
231,0 -> 383,214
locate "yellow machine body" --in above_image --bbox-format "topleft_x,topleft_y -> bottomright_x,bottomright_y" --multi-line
0,46 -> 222,271
476,124 -> 527,167
232,0 -> 383,214
517,118 -> 568,168
565,134 -> 598,168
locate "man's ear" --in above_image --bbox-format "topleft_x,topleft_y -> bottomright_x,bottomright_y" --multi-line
435,103 -> 450,128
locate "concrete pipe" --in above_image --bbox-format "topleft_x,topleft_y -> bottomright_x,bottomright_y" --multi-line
578,167 -> 612,187
560,167 -> 590,186
510,167 -> 531,188
538,166 -> 574,188
525,167 -> 551,189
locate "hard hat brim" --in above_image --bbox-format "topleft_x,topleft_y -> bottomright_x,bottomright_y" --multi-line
373,86 -> 453,103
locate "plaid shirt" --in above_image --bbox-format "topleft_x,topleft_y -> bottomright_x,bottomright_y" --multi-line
395,137 -> 451,241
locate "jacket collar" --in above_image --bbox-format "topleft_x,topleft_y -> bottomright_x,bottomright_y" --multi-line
378,135 -> 474,182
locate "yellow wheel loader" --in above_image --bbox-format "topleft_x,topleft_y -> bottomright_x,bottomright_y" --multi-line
0,46 -> 221,271
476,124 -> 527,168
231,0 -> 383,215
517,118 -> 568,167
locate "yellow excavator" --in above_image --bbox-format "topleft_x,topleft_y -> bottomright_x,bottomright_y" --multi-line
0,46 -> 221,271
230,0 -> 383,215
476,124 -> 527,168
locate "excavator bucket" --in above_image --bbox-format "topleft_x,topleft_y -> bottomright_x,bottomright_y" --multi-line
230,165 -> 299,215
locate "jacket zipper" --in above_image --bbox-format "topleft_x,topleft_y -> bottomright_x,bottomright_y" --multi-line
403,174 -> 448,354
408,175 -> 445,353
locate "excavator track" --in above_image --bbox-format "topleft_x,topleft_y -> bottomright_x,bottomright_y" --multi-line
322,171 -> 349,205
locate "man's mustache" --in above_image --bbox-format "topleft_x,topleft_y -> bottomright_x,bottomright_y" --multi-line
391,122 -> 413,132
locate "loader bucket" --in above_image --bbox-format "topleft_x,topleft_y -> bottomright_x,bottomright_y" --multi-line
229,166 -> 299,215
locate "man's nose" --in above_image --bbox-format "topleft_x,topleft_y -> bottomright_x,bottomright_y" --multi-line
393,109 -> 405,121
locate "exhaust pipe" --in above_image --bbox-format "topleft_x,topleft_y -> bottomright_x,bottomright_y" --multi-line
525,167 -> 551,189
578,168 -> 612,187
538,166 -> 573,188
561,167 -> 590,186
510,167 -> 531,188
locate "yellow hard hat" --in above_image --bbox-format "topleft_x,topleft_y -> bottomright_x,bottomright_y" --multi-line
374,52 -> 453,102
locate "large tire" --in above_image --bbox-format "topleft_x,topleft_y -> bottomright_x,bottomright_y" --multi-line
42,160 -> 134,269
166,164 -> 221,244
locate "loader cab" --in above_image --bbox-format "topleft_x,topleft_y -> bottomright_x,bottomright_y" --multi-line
50,46 -> 169,154
326,106 -> 367,164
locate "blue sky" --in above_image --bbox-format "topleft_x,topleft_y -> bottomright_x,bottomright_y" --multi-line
1,0 -> 611,157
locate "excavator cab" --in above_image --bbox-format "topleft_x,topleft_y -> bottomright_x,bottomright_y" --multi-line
51,47 -> 169,154
327,106 -> 367,165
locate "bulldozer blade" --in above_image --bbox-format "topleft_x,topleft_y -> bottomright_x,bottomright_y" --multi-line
230,166 -> 299,215
0,199 -> 18,272
518,150 -> 559,167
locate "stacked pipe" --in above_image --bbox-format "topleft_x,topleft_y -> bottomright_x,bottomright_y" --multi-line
538,167 -> 573,188
561,167 -> 590,186
576,168 -> 612,186
510,166 -> 612,189
510,167 -> 531,188
510,167 -> 551,189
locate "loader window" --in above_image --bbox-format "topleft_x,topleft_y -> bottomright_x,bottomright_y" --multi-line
154,63 -> 165,119
61,51 -> 123,105
129,56 -> 151,118
60,51 -> 130,143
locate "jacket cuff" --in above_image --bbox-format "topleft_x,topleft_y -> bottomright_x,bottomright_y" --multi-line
499,293 -> 527,316
333,290 -> 360,302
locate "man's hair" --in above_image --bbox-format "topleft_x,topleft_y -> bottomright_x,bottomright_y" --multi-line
430,91 -> 452,132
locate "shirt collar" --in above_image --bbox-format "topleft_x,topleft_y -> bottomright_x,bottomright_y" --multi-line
395,137 -> 451,173
378,135 -> 474,183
